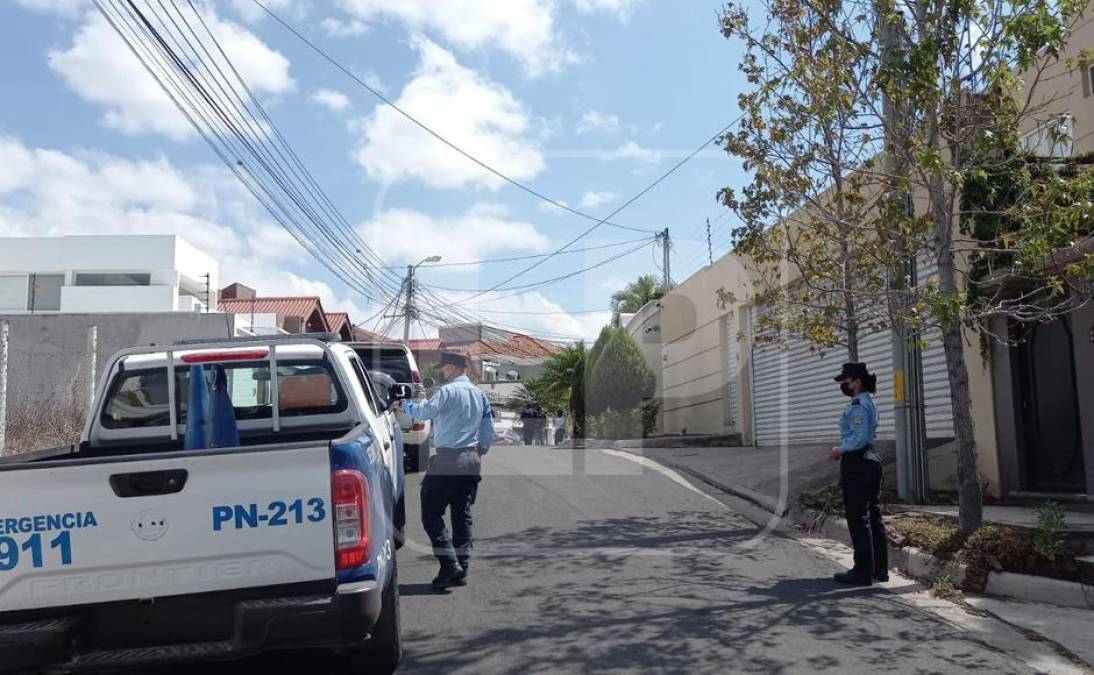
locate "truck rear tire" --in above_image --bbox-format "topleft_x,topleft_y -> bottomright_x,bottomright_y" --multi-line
341,562 -> 402,674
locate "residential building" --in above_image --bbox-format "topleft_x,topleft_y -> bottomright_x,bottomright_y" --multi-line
0,235 -> 218,314
325,312 -> 354,342
218,284 -> 331,336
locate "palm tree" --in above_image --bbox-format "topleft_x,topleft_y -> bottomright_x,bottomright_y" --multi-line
536,342 -> 587,441
610,275 -> 673,315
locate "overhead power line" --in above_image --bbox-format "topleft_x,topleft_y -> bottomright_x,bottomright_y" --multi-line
455,114 -> 747,305
251,0 -> 656,236
379,237 -> 653,269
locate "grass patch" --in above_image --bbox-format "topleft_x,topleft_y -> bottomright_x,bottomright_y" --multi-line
887,513 -> 1082,583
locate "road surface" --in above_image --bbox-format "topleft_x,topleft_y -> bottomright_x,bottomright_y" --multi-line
164,445 -> 1070,674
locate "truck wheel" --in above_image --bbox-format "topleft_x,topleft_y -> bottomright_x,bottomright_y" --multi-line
393,494 -> 406,550
342,562 -> 402,674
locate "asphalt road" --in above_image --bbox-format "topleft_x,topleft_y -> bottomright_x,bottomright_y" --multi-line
163,445 -> 1052,674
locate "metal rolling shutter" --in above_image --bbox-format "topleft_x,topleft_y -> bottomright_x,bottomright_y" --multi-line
749,255 -> 955,446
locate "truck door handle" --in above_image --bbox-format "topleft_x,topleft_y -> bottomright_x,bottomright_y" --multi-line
110,469 -> 189,498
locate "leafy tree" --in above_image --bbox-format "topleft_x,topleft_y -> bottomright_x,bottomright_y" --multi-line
718,0 -> 1092,535
538,342 -> 588,439
584,326 -> 614,416
719,0 -> 890,360
610,275 -> 674,316
586,328 -> 655,424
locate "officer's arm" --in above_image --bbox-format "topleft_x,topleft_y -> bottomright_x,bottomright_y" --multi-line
401,387 -> 445,420
477,395 -> 495,453
840,407 -> 870,453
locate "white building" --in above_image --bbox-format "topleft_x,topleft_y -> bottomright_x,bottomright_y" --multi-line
0,235 -> 218,314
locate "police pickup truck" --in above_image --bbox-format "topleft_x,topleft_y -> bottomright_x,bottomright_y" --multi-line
0,336 -> 406,674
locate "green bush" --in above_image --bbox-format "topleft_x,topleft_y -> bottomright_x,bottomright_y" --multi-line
584,326 -> 614,415
1032,501 -> 1068,562
586,328 -> 654,416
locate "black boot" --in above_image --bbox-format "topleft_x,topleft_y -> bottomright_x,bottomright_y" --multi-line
833,570 -> 872,586
432,565 -> 464,591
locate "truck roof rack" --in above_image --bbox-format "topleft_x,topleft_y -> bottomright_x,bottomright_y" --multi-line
173,332 -> 342,346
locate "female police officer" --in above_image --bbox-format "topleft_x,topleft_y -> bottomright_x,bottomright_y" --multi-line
828,362 -> 888,585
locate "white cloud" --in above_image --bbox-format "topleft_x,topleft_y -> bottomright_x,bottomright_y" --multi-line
579,191 -> 618,208
0,135 -> 369,320
311,88 -> 352,113
357,203 -> 550,266
571,0 -> 644,21
440,291 -> 611,342
362,69 -> 387,94
353,37 -> 545,191
537,199 -> 569,214
603,140 -> 662,164
575,110 -> 622,136
336,0 -> 576,77
320,16 -> 370,37
48,8 -> 294,141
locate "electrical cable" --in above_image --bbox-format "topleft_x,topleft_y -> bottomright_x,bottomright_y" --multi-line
250,0 -> 658,237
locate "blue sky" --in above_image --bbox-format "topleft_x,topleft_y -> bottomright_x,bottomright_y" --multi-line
0,0 -> 748,341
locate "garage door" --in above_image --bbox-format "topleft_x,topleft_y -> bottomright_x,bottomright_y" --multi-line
750,257 -> 954,446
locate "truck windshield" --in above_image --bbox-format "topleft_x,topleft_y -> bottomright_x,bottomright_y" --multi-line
353,347 -> 413,383
100,360 -> 348,429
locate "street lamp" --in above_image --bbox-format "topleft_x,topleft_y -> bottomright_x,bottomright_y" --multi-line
404,255 -> 442,340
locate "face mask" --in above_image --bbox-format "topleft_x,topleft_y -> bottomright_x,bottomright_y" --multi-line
840,383 -> 854,397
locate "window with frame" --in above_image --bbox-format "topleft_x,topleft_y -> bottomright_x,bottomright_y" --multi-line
0,276 -> 27,311
74,272 -> 152,286
100,360 -> 348,429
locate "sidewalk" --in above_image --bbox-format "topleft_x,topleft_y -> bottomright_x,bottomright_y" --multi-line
615,442 -> 1094,669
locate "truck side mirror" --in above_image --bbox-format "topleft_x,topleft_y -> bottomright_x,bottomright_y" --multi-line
389,383 -> 414,401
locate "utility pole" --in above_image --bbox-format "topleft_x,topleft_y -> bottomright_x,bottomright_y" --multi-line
396,255 -> 441,342
402,264 -> 415,342
658,227 -> 672,287
877,2 -> 929,503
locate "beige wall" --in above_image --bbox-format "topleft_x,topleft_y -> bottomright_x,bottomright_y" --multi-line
659,254 -> 754,436
1019,14 -> 1094,151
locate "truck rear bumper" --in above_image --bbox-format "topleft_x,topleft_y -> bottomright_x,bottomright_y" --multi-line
0,580 -> 382,674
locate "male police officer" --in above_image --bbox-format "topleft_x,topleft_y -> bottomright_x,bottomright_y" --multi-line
395,352 -> 493,591
828,362 -> 888,585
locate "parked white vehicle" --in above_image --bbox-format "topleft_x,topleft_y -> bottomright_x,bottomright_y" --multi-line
349,342 -> 434,472
0,335 -> 407,674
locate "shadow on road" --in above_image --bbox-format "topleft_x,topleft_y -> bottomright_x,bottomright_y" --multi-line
400,509 -> 1009,674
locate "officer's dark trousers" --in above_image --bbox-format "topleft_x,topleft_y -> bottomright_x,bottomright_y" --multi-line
840,452 -> 887,579
421,453 -> 481,572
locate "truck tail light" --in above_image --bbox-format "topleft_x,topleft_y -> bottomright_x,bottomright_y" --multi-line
410,370 -> 422,384
332,469 -> 369,570
412,422 -> 426,431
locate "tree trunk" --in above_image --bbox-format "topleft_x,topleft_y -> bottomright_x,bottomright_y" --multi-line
931,167 -> 983,536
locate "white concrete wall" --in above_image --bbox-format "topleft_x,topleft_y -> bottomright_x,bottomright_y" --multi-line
60,285 -> 179,313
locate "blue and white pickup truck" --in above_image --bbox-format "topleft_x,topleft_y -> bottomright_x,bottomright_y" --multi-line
0,336 -> 406,674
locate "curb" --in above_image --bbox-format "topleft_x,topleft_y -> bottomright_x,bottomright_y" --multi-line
616,446 -> 789,517
984,571 -> 1094,611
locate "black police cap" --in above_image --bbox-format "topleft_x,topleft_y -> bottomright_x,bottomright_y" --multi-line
833,362 -> 870,381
